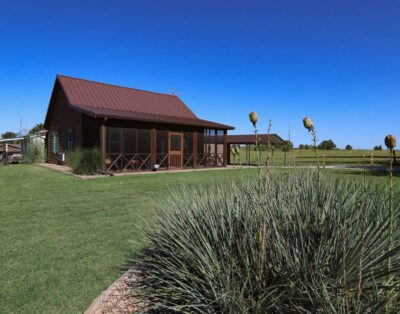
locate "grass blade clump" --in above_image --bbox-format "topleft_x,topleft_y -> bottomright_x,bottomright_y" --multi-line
138,170 -> 400,313
68,148 -> 102,175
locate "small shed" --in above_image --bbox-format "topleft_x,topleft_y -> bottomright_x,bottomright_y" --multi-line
0,131 -> 46,163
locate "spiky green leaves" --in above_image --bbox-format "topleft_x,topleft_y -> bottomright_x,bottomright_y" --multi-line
138,171 -> 400,312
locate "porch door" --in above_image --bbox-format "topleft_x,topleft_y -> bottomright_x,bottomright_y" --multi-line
168,132 -> 183,169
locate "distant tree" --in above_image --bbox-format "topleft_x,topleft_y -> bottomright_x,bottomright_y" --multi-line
299,144 -> 305,149
1,131 -> 17,139
374,145 -> 383,151
345,144 -> 353,150
285,140 -> 293,149
318,139 -> 337,150
29,123 -> 44,135
282,140 -> 293,151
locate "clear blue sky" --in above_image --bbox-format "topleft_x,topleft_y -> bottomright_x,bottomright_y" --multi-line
0,0 -> 399,149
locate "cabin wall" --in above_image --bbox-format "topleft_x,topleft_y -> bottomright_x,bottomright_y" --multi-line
45,82 -> 83,164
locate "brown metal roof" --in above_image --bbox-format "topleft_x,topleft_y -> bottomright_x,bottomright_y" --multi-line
0,143 -> 21,153
226,134 -> 286,145
57,75 -> 234,130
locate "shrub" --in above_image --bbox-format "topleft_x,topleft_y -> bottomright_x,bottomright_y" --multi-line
345,144 -> 353,150
138,170 -> 400,313
68,148 -> 102,175
23,140 -> 45,164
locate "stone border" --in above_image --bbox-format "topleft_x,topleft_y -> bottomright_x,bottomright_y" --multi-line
36,162 -> 241,179
85,268 -> 146,314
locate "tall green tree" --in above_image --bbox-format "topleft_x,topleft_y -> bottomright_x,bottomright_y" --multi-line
1,131 -> 17,139
28,123 -> 44,135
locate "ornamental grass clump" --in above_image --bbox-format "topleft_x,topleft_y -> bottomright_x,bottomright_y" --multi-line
138,170 -> 400,313
68,148 -> 102,175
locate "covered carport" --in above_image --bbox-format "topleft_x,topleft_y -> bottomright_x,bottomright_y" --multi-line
226,134 -> 286,165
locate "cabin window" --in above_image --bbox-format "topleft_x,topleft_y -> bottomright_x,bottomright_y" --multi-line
107,127 -> 121,154
52,132 -> 59,154
66,129 -> 74,152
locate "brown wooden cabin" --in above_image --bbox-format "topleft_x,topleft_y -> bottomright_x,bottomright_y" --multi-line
44,75 -> 234,172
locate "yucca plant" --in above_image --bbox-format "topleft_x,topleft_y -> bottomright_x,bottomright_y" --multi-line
137,170 -> 400,313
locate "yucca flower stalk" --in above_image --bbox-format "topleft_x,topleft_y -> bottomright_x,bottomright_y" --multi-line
230,146 -> 237,166
303,117 -> 321,221
303,117 -> 320,171
249,112 -> 260,167
259,119 -> 273,289
288,122 -> 292,172
235,145 -> 241,167
385,134 -> 397,288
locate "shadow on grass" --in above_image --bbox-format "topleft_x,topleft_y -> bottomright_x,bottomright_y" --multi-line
330,168 -> 400,178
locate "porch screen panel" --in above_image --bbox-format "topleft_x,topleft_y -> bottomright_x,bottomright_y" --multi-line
216,130 -> 224,154
137,129 -> 151,153
205,129 -> 215,153
184,132 -> 193,154
157,130 -> 168,153
197,131 -> 204,154
124,128 -> 137,153
107,127 -> 121,153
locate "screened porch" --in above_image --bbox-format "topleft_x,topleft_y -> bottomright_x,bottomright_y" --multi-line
100,126 -> 227,173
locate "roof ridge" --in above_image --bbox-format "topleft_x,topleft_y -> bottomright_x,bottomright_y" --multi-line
57,74 -> 180,98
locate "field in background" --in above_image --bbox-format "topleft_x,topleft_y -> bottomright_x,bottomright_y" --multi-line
231,148 -> 393,167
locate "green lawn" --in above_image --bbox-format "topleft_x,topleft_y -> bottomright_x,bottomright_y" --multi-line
0,165 -> 253,313
231,147 -> 393,166
0,165 -> 399,313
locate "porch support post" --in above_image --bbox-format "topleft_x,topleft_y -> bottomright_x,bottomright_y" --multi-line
214,129 -> 218,159
151,128 -> 157,167
223,130 -> 228,167
100,122 -> 106,173
193,131 -> 198,168
246,144 -> 250,165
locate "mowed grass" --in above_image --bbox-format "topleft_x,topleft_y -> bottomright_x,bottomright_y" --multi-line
0,165 -> 253,313
231,147 -> 392,166
0,164 -> 399,313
